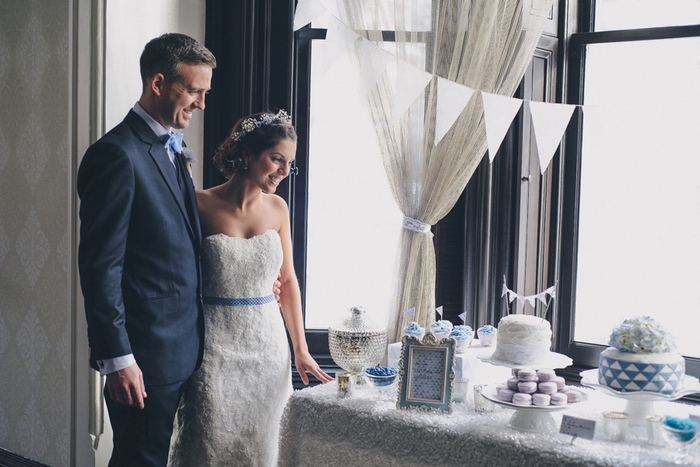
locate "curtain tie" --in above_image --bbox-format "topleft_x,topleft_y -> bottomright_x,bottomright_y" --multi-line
402,216 -> 431,233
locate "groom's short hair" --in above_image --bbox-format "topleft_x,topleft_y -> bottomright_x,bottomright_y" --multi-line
139,33 -> 217,88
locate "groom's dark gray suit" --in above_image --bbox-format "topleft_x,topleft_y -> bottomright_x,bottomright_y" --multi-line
78,109 -> 203,464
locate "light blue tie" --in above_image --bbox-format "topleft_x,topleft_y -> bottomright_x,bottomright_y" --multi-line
164,131 -> 183,154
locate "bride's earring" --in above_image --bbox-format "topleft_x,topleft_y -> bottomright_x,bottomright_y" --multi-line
232,156 -> 249,172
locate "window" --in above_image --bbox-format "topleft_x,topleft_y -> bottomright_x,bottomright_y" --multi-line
594,0 -> 700,31
304,42 -> 403,329
294,6 -> 433,363
559,2 -> 700,379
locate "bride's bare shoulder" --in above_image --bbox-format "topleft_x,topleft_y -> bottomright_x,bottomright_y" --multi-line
264,193 -> 288,212
196,187 -> 224,208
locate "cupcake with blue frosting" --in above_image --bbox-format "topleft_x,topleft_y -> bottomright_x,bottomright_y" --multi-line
477,325 -> 497,347
430,320 -> 453,340
449,326 -> 473,353
402,321 -> 425,340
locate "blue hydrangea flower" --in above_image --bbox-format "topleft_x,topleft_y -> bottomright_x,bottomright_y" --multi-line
608,316 -> 676,353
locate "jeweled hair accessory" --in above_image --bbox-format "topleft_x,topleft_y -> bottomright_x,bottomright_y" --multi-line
231,109 -> 292,142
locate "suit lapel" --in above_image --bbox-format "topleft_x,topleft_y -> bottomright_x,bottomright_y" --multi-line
174,152 -> 202,246
125,111 -> 198,242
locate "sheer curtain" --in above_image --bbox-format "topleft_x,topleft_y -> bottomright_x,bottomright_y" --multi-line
337,0 -> 552,343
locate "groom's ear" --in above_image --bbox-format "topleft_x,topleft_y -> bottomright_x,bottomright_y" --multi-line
149,73 -> 166,96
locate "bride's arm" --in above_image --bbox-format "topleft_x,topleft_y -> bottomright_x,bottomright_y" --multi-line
274,197 -> 333,385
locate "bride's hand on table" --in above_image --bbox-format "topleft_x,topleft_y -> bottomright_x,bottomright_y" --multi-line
295,351 -> 334,385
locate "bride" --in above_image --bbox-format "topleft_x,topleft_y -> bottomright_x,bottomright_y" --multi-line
169,110 -> 332,466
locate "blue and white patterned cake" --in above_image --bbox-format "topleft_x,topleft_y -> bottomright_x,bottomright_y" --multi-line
598,316 -> 685,395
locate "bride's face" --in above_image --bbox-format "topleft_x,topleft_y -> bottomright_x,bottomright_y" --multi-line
247,138 -> 296,193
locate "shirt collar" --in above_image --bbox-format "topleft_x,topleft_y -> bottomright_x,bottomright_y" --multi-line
133,102 -> 169,140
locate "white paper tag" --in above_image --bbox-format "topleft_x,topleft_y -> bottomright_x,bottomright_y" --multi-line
560,415 -> 596,440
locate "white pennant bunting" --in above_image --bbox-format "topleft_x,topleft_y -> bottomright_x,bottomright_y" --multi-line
434,77 -> 476,146
481,91 -> 523,162
319,15 -> 360,73
403,307 -> 416,318
508,291 -> 517,303
392,60 -> 434,123
502,276 -> 557,316
436,306 -> 444,318
501,278 -> 509,297
528,100 -> 576,174
459,311 -> 467,324
293,0 -> 327,31
357,39 -> 394,98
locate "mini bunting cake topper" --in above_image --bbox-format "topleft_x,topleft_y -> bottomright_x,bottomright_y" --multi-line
501,275 -> 557,318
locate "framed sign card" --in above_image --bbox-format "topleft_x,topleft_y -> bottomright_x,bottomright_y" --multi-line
397,334 -> 456,413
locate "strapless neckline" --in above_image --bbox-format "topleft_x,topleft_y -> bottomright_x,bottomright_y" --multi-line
204,229 -> 277,242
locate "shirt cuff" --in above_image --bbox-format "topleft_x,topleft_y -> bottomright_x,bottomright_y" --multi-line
96,354 -> 136,376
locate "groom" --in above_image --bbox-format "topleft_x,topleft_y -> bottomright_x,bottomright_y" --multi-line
78,33 -> 216,466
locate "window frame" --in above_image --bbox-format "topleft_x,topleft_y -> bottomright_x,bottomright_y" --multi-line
291,25 -> 336,372
556,15 -> 700,389
277,9 -> 556,385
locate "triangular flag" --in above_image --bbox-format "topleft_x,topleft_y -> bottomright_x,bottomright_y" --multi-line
434,77 -> 476,146
357,39 -> 394,98
458,311 -> 467,324
319,15 -> 360,73
392,60 -> 433,123
528,101 -> 576,174
508,291 -> 518,303
293,0 -> 327,31
403,307 -> 416,318
436,306 -> 444,318
481,91 -> 523,162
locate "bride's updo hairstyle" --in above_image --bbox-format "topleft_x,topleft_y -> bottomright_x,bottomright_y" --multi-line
214,109 -> 297,179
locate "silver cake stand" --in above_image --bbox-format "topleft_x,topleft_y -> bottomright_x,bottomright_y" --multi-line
580,369 -> 700,426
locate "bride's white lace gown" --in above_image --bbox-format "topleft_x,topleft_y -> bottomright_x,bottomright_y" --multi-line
169,230 -> 293,466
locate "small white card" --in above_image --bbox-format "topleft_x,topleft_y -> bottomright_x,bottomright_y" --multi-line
560,415 -> 596,440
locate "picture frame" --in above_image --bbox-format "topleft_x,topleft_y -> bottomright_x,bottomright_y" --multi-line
396,333 -> 455,414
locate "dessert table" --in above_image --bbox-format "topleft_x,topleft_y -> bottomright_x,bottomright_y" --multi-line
279,378 -> 700,467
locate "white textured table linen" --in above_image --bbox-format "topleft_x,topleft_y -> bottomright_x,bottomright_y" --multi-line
279,379 -> 700,466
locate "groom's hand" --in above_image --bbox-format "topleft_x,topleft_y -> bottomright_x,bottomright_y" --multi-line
106,363 -> 147,409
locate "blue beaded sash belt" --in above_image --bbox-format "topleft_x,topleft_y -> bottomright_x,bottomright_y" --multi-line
203,294 -> 275,307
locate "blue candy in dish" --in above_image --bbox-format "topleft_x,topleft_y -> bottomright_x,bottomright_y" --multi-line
365,366 -> 398,388
662,416 -> 700,443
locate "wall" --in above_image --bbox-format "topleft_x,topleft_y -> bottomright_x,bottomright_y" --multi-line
0,1 -> 74,464
0,1 -> 205,465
